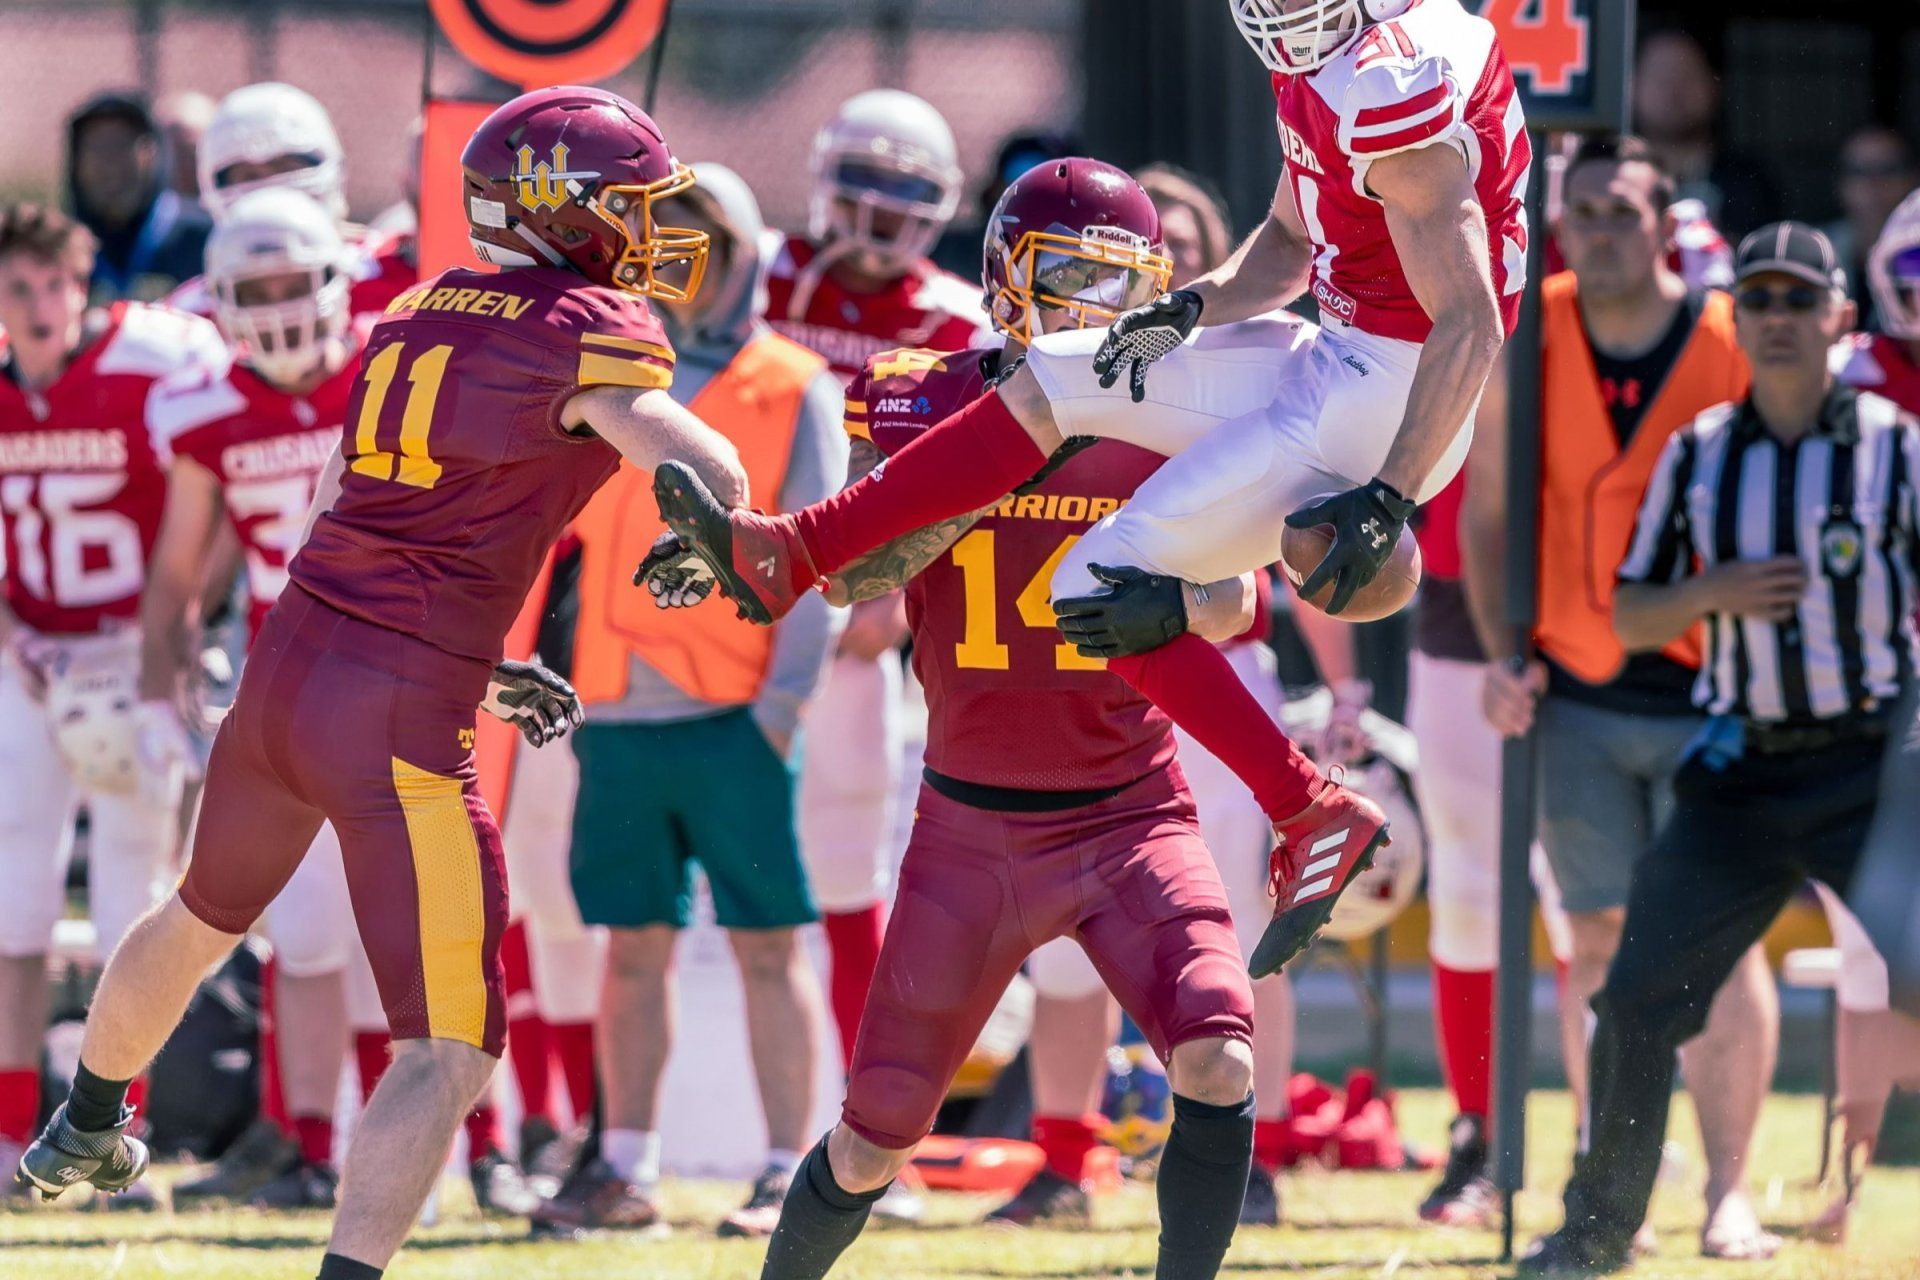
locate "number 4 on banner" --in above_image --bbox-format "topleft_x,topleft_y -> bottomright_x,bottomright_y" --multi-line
1483,0 -> 1589,95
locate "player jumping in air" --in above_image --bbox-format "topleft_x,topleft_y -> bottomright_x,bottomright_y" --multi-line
17,87 -> 745,1280
650,0 -> 1530,972
712,156 -> 1268,1280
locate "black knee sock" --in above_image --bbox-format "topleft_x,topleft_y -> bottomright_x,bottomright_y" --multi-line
66,1062 -> 133,1133
315,1254 -> 382,1280
1155,1092 -> 1256,1280
760,1136 -> 888,1280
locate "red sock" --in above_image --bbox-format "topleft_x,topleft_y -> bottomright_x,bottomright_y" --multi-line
124,1076 -> 146,1114
792,388 -> 1045,574
354,1031 -> 392,1104
1253,1117 -> 1294,1173
258,958 -> 290,1134
500,921 -> 556,1123
550,1021 -> 597,1121
1431,963 -> 1493,1120
1108,635 -> 1322,822
0,1068 -> 39,1143
1032,1113 -> 1105,1184
465,1103 -> 500,1160
293,1114 -> 334,1167
822,906 -> 885,1071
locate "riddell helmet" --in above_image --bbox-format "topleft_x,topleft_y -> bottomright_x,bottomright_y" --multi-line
1869,188 -> 1920,341
808,90 -> 964,265
205,188 -> 351,386
983,158 -> 1173,343
1230,0 -> 1416,74
461,86 -> 707,302
199,83 -> 345,222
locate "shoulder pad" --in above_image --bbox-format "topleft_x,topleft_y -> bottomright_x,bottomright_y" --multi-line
1336,51 -> 1463,161
99,305 -> 230,381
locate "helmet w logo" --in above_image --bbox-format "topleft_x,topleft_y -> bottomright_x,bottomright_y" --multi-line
513,143 -> 596,214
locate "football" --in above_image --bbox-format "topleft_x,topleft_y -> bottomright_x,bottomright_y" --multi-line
1279,521 -> 1423,623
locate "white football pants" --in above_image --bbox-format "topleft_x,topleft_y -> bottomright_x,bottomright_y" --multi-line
1024,314 -> 1472,600
799,653 -> 904,915
0,639 -> 176,960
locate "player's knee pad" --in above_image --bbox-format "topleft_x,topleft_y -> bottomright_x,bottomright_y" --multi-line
1027,934 -> 1106,1001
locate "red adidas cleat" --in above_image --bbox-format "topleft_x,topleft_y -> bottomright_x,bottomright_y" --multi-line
651,461 -> 818,624
1249,778 -> 1391,977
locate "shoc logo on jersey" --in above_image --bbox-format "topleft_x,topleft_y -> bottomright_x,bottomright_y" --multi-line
1280,121 -> 1323,176
1312,278 -> 1356,324
513,142 -> 599,214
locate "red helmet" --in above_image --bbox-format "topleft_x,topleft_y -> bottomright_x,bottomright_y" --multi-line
461,86 -> 708,302
984,158 -> 1173,342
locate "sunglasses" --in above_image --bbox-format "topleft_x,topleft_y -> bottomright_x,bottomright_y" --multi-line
1735,284 -> 1825,314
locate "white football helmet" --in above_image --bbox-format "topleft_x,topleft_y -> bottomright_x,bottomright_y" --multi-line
205,188 -> 351,386
45,638 -> 142,798
199,82 -> 345,222
1280,688 -> 1427,943
807,90 -> 963,266
1868,188 -> 1920,341
1230,0 -> 1415,75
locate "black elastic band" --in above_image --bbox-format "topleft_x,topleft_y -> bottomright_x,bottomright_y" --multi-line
922,766 -> 1135,813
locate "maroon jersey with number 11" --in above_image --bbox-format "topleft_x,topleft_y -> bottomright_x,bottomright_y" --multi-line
848,346 -> 1175,792
290,265 -> 675,664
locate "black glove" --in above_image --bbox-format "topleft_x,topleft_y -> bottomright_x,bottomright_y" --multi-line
481,659 -> 585,747
1052,564 -> 1189,659
633,531 -> 717,609
1090,289 -> 1204,403
1283,479 -> 1417,616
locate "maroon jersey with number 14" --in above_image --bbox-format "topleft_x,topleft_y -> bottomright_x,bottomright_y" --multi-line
849,346 -> 1174,792
290,265 -> 674,664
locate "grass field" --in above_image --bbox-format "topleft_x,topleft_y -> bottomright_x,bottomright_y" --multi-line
3,1090 -> 1917,1279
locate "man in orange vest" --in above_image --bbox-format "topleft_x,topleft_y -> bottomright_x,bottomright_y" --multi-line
1461,135 -> 1783,1260
532,164 -> 847,1238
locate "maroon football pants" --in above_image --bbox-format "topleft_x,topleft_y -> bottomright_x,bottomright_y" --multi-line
179,587 -> 509,1056
842,764 -> 1254,1150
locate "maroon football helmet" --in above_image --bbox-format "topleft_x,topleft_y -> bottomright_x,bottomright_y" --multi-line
983,158 -> 1173,342
461,85 -> 708,302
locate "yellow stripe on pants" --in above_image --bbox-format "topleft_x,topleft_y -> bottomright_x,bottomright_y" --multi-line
392,757 -> 487,1048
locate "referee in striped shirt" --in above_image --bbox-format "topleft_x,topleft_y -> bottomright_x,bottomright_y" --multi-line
1526,222 -> 1920,1274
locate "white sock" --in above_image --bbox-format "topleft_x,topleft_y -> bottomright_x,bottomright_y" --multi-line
603,1129 -> 662,1187
766,1147 -> 801,1176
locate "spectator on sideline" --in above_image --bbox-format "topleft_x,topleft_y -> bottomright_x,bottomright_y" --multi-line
1633,27 -> 1780,243
532,164 -> 843,1239
1822,125 -> 1920,332
64,92 -> 210,302
1135,165 -> 1236,284
1464,135 -> 1782,1261
1525,221 -> 1920,1274
152,91 -> 217,204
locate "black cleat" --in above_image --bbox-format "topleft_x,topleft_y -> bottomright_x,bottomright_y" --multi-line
1418,1114 -> 1498,1227
717,1164 -> 791,1238
15,1104 -> 150,1202
248,1160 -> 339,1210
173,1116 -> 301,1207
471,1147 -> 542,1217
1518,1227 -> 1636,1275
985,1168 -> 1091,1228
1240,1164 -> 1282,1226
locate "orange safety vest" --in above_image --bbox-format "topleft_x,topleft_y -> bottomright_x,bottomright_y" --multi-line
1534,272 -> 1748,684
571,330 -> 826,706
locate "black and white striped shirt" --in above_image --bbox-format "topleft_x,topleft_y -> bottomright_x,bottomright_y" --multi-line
1618,386 -> 1920,723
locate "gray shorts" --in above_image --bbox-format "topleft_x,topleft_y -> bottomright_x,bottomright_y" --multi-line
1536,696 -> 1703,914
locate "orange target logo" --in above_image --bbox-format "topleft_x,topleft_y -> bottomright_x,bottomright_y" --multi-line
429,0 -> 669,89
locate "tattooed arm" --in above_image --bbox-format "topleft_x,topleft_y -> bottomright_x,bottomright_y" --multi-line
822,437 -> 992,607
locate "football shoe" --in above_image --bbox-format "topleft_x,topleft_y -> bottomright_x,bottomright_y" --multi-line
15,1103 -> 150,1202
1250,776 -> 1391,977
985,1168 -> 1091,1228
651,462 -> 816,625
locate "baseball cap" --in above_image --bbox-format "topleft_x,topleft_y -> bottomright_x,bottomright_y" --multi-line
1733,220 -> 1846,291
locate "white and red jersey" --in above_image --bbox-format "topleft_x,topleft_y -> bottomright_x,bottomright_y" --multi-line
148,342 -> 360,640
164,226 -> 419,324
762,233 -> 991,384
1833,332 -> 1920,415
1274,0 -> 1530,343
0,304 -> 229,636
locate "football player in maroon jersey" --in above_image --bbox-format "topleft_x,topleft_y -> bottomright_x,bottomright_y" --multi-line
0,202 -> 228,1205
18,87 -> 745,1280
697,158 -> 1266,1280
651,0 -> 1536,978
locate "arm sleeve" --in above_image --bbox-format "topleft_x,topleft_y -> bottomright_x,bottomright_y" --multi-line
755,370 -> 853,739
1617,430 -> 1697,585
1336,54 -> 1467,183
